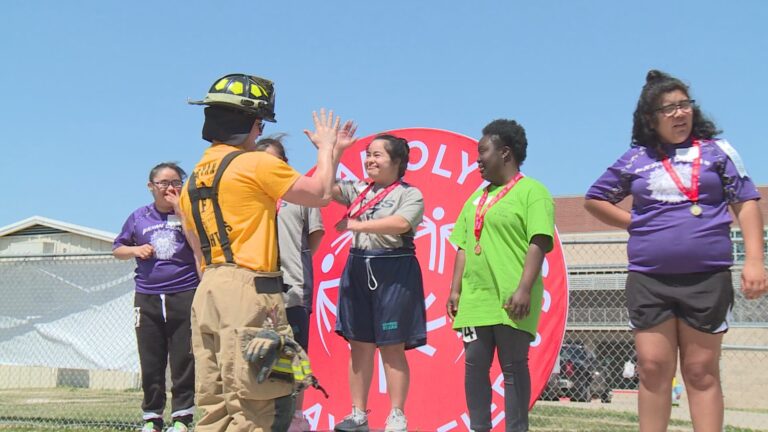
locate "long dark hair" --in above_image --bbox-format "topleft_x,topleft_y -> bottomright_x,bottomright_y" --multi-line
372,134 -> 410,178
631,69 -> 720,152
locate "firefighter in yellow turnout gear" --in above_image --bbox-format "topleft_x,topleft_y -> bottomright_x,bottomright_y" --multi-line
179,74 -> 355,432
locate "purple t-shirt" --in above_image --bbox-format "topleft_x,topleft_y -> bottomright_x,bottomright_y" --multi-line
586,139 -> 760,274
113,204 -> 199,294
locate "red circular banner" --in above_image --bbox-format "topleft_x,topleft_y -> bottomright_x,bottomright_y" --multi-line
303,128 -> 568,431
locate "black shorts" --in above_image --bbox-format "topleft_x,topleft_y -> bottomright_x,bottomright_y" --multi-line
625,270 -> 734,334
286,305 -> 310,351
335,248 -> 427,350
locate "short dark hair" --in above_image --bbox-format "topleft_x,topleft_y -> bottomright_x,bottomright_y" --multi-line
631,69 -> 720,151
254,133 -> 289,162
372,134 -> 410,178
149,162 -> 186,182
481,119 -> 527,166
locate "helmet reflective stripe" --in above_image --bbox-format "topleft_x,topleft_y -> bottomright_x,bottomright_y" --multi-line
214,78 -> 229,91
250,84 -> 268,98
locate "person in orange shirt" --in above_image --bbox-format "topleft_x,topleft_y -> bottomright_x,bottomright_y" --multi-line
178,74 -> 356,432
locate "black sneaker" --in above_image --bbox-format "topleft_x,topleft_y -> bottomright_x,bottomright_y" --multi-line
141,419 -> 163,432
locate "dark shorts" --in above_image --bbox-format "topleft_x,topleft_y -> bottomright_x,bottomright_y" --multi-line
625,270 -> 734,334
286,305 -> 310,351
335,248 -> 427,350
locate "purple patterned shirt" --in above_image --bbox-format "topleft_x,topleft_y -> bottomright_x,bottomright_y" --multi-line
586,139 -> 760,274
114,204 -> 199,294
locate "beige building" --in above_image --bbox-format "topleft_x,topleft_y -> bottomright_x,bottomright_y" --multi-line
0,216 -> 115,258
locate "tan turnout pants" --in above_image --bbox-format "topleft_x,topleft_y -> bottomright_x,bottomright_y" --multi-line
191,265 -> 294,432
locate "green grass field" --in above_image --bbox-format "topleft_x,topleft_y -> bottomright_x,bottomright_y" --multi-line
0,388 -> 763,432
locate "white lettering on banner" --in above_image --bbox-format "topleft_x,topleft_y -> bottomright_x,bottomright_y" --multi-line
345,139 -> 482,185
458,150 -> 478,185
303,403 -> 331,432
432,144 -> 452,178
408,140 -> 429,171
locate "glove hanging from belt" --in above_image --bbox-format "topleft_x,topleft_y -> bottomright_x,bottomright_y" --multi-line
241,324 -> 328,398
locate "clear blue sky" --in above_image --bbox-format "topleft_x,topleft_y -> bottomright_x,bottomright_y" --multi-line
2,1 -> 766,233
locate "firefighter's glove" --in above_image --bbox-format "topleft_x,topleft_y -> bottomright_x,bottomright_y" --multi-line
242,328 -> 285,383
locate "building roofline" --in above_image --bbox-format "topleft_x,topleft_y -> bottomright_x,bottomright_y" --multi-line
0,216 -> 117,243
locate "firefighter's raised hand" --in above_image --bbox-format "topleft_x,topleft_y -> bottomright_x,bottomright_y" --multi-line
304,108 -> 341,151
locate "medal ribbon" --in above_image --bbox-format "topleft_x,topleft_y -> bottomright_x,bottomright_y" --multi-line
660,139 -> 701,204
474,172 -> 524,245
345,181 -> 401,220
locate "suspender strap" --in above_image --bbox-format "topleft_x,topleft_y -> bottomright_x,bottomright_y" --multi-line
187,150 -> 245,265
186,176 -> 213,265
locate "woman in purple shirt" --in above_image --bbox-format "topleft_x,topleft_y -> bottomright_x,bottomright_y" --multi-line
585,70 -> 766,432
113,162 -> 199,432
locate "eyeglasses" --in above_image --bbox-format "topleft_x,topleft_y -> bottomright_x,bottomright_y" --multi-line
256,120 -> 265,132
655,99 -> 695,117
152,180 -> 184,189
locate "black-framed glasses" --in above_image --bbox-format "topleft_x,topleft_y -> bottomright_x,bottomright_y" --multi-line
656,99 -> 695,117
152,180 -> 184,189
256,120 -> 265,132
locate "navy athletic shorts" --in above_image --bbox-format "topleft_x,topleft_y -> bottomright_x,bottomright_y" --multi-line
335,248 -> 427,349
625,269 -> 734,334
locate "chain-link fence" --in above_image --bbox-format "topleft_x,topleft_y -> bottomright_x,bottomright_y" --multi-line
0,254 -> 141,430
547,238 -> 768,432
1,242 -> 766,431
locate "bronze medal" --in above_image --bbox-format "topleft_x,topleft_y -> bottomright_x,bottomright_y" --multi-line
474,243 -> 482,255
690,203 -> 702,216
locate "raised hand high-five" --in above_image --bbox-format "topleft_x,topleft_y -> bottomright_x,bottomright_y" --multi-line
303,108 -> 341,151
336,120 -> 358,152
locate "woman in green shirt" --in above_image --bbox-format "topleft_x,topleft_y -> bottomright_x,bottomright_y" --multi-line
447,119 -> 554,432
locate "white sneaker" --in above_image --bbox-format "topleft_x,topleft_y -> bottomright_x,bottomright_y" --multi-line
384,408 -> 407,432
288,411 -> 312,432
333,406 -> 369,431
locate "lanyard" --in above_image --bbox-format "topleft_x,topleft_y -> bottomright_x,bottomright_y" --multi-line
473,172 -> 523,254
660,139 -> 702,216
345,181 -> 401,220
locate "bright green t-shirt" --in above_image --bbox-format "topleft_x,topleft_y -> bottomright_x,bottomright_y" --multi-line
449,176 -> 555,338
